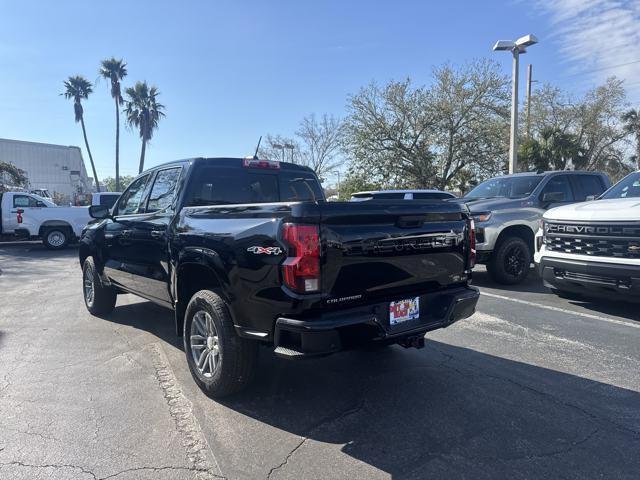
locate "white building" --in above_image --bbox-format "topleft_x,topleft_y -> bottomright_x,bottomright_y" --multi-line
0,138 -> 94,202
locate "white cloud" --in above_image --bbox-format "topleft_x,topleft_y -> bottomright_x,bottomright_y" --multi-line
534,0 -> 640,99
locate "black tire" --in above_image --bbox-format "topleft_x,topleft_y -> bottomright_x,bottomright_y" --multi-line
43,227 -> 70,250
487,236 -> 531,285
184,290 -> 258,398
82,257 -> 117,316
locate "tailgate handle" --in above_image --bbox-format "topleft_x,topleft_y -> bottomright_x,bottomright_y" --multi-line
396,216 -> 425,228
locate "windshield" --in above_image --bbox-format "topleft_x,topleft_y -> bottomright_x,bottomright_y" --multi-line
465,176 -> 543,200
601,172 -> 640,199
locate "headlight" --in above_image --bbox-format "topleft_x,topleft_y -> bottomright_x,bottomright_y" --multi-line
473,212 -> 492,223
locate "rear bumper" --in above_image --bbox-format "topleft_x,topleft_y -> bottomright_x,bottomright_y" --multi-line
540,257 -> 640,301
273,285 -> 479,358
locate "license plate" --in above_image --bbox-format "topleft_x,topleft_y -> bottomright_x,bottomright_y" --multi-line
389,297 -> 420,325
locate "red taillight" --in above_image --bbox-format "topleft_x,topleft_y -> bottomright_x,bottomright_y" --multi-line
282,224 -> 320,293
17,209 -> 23,224
243,157 -> 280,170
469,218 -> 476,268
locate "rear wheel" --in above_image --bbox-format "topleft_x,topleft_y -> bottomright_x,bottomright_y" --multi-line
184,290 -> 258,398
487,236 -> 531,285
43,228 -> 70,250
82,257 -> 117,316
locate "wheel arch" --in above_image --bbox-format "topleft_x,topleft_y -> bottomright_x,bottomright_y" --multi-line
174,250 -> 230,336
38,220 -> 74,238
495,224 -> 536,260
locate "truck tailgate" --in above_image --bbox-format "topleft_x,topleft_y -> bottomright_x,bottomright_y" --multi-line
318,201 -> 471,304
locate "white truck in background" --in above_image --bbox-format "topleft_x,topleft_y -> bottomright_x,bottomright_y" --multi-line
535,170 -> 640,302
0,191 -> 92,249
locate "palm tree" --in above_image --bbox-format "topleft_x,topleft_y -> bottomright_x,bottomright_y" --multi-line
622,109 -> 640,169
62,76 -> 100,192
124,81 -> 165,173
99,58 -> 127,191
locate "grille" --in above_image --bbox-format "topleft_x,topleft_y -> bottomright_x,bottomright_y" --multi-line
545,222 -> 640,259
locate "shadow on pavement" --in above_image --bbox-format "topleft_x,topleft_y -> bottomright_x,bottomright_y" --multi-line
94,297 -> 639,478
221,341 -> 639,479
471,265 -> 547,294
103,299 -> 182,350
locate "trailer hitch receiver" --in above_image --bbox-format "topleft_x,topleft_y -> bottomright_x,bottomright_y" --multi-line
399,335 -> 425,349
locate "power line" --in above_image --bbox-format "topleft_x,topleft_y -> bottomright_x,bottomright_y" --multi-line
561,58 -> 640,78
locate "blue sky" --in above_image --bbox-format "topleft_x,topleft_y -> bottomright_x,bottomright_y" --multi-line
1,0 -> 638,181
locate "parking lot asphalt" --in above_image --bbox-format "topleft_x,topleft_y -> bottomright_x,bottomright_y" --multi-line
0,243 -> 639,479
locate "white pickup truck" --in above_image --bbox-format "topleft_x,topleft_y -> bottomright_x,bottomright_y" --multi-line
0,191 -> 92,249
535,170 -> 640,301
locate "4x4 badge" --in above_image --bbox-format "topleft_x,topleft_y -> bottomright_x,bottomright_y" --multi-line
247,246 -> 282,255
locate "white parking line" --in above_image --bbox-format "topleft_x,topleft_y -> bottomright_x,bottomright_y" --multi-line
480,291 -> 640,330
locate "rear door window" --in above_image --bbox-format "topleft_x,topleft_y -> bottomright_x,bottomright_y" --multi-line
570,175 -> 605,201
540,175 -> 574,202
13,195 -> 45,208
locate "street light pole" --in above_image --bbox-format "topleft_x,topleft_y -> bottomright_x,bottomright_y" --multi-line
283,143 -> 295,163
493,34 -> 538,175
272,143 -> 285,162
525,63 -> 533,139
509,48 -> 520,175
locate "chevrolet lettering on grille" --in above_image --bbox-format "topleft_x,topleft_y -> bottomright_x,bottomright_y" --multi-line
546,223 -> 640,236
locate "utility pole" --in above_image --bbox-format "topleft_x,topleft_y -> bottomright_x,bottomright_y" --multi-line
525,64 -> 533,139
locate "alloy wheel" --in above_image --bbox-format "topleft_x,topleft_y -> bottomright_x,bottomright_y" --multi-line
190,310 -> 221,378
504,245 -> 526,277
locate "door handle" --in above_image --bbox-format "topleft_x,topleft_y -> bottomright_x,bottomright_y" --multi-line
150,230 -> 165,239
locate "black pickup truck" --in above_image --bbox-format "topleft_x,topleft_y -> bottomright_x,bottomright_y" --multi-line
80,157 -> 479,397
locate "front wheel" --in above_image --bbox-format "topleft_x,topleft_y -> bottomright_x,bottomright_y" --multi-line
43,228 -> 70,250
487,236 -> 531,285
82,257 -> 117,316
184,290 -> 258,398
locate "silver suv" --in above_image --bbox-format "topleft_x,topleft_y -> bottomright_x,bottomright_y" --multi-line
462,171 -> 611,284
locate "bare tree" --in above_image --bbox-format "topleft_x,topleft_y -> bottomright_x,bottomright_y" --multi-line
296,114 -> 344,179
259,135 -> 300,163
260,114 -> 344,179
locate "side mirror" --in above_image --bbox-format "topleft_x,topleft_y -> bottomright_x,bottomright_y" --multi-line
585,194 -> 597,201
88,205 -> 111,219
542,191 -> 565,203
